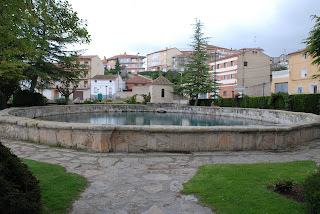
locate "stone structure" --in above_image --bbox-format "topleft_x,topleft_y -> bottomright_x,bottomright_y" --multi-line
150,76 -> 174,103
1,105 -> 320,153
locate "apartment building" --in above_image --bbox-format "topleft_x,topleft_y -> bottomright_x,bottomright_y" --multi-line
103,53 -> 146,75
91,75 -> 124,100
42,55 -> 104,101
147,48 -> 182,71
209,49 -> 271,98
271,48 -> 320,94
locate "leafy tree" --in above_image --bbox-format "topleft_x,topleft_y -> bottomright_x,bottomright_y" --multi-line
304,15 -> 320,68
270,64 -> 288,71
176,19 -> 214,106
55,56 -> 88,104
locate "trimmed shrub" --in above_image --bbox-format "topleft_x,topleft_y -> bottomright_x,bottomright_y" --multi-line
189,99 -> 213,106
303,168 -> 320,214
12,90 -> 46,107
289,94 -> 320,114
0,93 -> 6,110
0,142 -> 42,214
274,178 -> 294,193
268,92 -> 290,110
83,100 -> 93,104
55,98 -> 67,105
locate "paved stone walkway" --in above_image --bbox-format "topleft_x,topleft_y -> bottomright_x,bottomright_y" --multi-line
2,138 -> 320,214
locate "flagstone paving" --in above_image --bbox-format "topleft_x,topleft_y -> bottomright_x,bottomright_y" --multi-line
2,138 -> 320,214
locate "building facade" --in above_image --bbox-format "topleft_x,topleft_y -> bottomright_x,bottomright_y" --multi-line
209,49 -> 271,98
42,55 -> 104,101
125,75 -> 153,91
271,49 -> 320,94
102,53 -> 146,75
91,75 -> 124,100
147,48 -> 182,71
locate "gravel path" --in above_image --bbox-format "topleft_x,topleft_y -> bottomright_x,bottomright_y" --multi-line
2,138 -> 320,214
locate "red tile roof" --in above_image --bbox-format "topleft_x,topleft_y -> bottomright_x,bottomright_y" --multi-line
126,75 -> 153,84
92,75 -> 118,80
152,76 -> 173,85
288,48 -> 306,55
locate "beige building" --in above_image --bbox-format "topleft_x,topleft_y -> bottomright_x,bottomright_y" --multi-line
271,48 -> 320,94
147,48 -> 182,71
209,48 -> 271,98
150,76 -> 174,103
42,55 -> 104,101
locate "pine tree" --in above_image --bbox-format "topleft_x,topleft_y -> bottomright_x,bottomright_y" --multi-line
177,19 -> 214,106
304,15 -> 320,68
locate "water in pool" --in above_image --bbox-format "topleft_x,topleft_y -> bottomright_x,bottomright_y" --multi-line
37,112 -> 274,126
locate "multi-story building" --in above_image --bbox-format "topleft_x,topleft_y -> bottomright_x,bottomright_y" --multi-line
102,53 -> 145,75
146,48 -> 182,71
271,48 -> 320,94
42,55 -> 104,101
209,49 -> 271,98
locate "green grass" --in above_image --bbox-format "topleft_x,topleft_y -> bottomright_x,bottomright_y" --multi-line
182,161 -> 318,214
22,159 -> 88,214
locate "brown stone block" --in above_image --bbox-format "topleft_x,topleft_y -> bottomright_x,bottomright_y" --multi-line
28,127 -> 40,143
111,132 -> 129,152
72,131 -> 91,150
218,134 -> 232,150
241,134 -> 256,150
91,133 -> 111,152
257,134 -> 276,150
39,128 -> 57,145
57,130 -> 72,147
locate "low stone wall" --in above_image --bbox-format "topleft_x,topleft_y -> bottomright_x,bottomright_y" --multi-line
1,104 -> 320,152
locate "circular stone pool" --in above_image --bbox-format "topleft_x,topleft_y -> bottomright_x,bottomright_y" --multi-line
1,104 -> 320,152
37,112 -> 275,126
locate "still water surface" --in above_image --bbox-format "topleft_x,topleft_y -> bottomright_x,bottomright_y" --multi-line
37,112 -> 275,127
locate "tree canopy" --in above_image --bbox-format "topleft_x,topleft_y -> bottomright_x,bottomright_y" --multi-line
175,19 -> 214,106
304,15 -> 320,67
0,0 -> 90,100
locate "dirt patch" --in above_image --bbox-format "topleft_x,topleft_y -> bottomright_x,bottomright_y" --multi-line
268,184 -> 305,203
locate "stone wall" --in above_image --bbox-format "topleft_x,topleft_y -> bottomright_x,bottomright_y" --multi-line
150,85 -> 174,103
1,105 -> 320,153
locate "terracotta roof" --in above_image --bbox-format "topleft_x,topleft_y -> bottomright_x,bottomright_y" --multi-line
106,54 -> 145,60
152,76 -> 174,85
126,75 -> 153,84
288,48 -> 306,55
92,75 -> 118,80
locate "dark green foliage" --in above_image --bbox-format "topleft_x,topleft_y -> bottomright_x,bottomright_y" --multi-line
126,94 -> 137,104
269,92 -> 290,110
289,94 -> 320,114
54,98 -> 67,105
0,93 -> 6,110
12,90 -> 46,107
303,168 -> 320,214
274,178 -> 294,193
141,93 -> 151,104
83,100 -> 93,104
304,15 -> 320,67
189,99 -> 213,106
0,142 -> 41,214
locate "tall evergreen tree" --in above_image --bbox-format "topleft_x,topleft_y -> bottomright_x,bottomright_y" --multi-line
176,19 -> 214,106
114,58 -> 121,74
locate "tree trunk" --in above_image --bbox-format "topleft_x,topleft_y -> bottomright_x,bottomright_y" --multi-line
194,95 -> 199,106
29,75 -> 38,92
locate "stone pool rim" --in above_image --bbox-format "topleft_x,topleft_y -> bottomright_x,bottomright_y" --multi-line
1,104 -> 320,152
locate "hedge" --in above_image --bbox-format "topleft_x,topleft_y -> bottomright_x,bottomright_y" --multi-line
0,142 -> 42,213
0,93 -> 6,110
12,90 -> 47,107
210,93 -> 320,115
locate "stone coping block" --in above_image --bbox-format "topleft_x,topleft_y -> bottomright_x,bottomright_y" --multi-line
1,104 -> 320,152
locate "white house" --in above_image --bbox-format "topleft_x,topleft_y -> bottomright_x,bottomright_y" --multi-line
91,75 -> 124,100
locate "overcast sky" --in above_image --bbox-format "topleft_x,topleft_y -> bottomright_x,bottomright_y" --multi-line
67,0 -> 320,59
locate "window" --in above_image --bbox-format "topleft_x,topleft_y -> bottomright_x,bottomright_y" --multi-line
110,80 -> 112,83
224,62 -> 228,67
302,53 -> 307,60
297,86 -> 303,94
94,87 -> 99,93
217,64 -> 220,69
231,74 -> 235,79
109,87 -> 112,95
244,61 -> 248,66
231,61 -> 234,66
224,75 -> 228,80
84,81 -> 88,87
161,89 -> 165,98
84,61 -> 89,66
301,68 -> 307,77
223,91 -> 227,96
232,91 -> 235,98
217,76 -> 220,80
275,82 -> 288,93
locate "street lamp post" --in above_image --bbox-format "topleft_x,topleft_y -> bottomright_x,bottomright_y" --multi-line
262,82 -> 266,109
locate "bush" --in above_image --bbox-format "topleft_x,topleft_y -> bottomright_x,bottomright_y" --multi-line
274,178 -> 294,193
303,168 -> 320,214
289,94 -> 320,114
0,93 -> 6,110
0,142 -> 42,213
12,90 -> 46,107
126,94 -> 137,104
83,100 -> 93,104
55,98 -> 67,105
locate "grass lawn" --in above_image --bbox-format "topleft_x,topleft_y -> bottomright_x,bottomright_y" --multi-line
22,159 -> 88,214
182,161 -> 317,214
